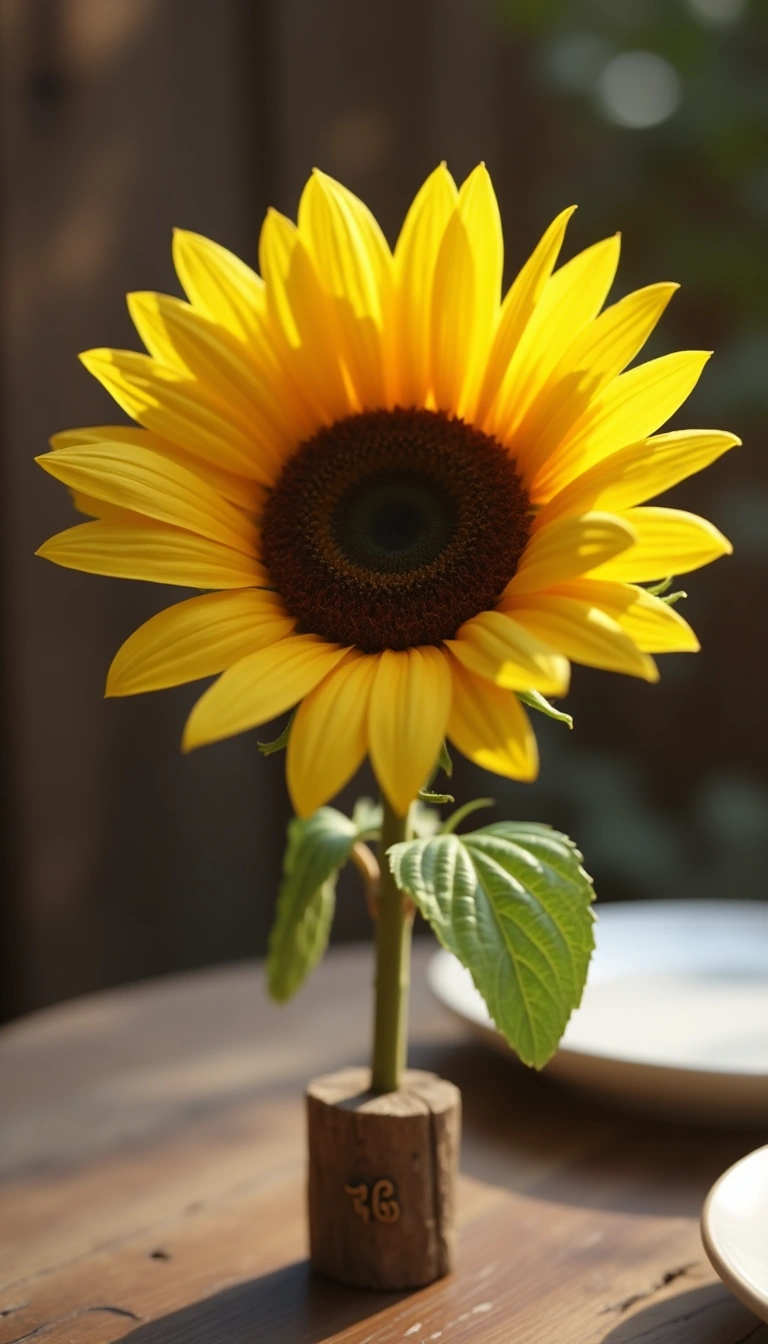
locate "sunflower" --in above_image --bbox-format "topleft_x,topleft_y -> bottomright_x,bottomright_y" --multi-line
37,164 -> 736,818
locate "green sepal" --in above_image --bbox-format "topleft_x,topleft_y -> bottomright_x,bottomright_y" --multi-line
417,789 -> 455,805
388,822 -> 595,1069
645,576 -> 686,605
437,740 -> 453,779
441,797 -> 495,835
257,710 -> 295,756
267,807 -> 359,1002
517,689 -> 573,729
646,576 -> 673,596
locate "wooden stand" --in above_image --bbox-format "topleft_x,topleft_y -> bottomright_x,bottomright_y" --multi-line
307,1067 -> 461,1291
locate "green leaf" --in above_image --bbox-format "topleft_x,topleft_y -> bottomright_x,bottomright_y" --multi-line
517,689 -> 573,729
257,710 -> 295,756
352,795 -> 382,840
267,807 -> 358,1002
388,822 -> 595,1069
410,801 -> 442,839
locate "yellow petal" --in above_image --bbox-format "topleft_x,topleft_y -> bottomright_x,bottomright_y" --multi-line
504,596 -> 658,681
368,647 -> 452,815
258,208 -> 351,425
183,635 -> 349,751
107,590 -> 295,696
331,178 -> 394,298
456,164 -> 503,417
50,424 -> 260,512
298,171 -> 390,408
37,443 -> 257,554
127,292 -> 299,465
589,507 -> 732,582
447,655 -> 538,780
394,163 -> 457,406
79,348 -> 277,484
430,209 -> 475,413
507,512 -> 636,595
172,228 -> 267,343
447,610 -> 570,693
517,282 -> 678,484
536,429 -> 741,528
287,651 -> 378,816
331,175 -> 398,400
549,579 -> 700,652
70,490 -> 147,526
487,234 -> 621,443
37,521 -> 266,588
535,350 -> 711,499
475,205 -> 576,426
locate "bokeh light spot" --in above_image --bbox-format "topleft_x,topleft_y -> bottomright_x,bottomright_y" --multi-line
597,50 -> 682,129
686,0 -> 748,26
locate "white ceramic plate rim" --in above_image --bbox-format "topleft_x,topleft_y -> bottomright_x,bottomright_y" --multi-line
427,898 -> 768,1079
701,1145 -> 768,1324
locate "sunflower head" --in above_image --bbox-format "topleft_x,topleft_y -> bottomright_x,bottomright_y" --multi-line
36,163 -> 737,817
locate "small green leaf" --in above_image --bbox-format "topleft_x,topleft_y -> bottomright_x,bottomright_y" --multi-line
660,589 -> 687,606
517,689 -> 573,729
410,801 -> 441,839
418,789 -> 455,804
267,807 -> 358,1002
352,795 -> 382,839
388,822 -> 595,1069
441,797 -> 495,835
257,711 -> 295,756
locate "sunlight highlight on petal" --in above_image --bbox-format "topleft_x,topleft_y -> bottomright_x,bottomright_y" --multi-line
107,590 -> 294,696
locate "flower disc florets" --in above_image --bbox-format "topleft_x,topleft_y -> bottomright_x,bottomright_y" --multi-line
261,407 -> 531,651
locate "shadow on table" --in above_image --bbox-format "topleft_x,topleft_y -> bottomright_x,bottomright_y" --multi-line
408,1039 -> 761,1219
120,1259 -> 411,1344
598,1282 -> 767,1343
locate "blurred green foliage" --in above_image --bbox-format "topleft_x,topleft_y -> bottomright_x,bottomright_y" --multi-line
460,0 -> 768,903
498,0 -> 768,421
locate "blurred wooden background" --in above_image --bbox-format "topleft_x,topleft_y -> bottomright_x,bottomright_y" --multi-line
1,0 -> 766,1021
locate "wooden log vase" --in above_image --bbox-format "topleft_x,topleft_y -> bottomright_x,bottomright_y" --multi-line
307,1066 -> 461,1290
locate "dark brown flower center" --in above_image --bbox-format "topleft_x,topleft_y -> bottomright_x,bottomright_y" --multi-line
261,407 -> 531,652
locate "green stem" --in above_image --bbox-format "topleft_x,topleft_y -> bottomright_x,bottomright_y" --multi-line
371,796 -> 413,1093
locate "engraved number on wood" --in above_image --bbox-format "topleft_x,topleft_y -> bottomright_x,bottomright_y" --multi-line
344,1179 -> 400,1224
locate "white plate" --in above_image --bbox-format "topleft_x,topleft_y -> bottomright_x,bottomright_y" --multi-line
427,900 -> 768,1123
702,1145 -> 768,1321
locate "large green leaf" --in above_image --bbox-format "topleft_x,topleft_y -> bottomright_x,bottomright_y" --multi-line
267,807 -> 359,1002
388,822 -> 595,1068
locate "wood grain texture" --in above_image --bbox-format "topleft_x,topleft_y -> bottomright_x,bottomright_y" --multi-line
1,943 -> 766,1343
307,1067 -> 460,1289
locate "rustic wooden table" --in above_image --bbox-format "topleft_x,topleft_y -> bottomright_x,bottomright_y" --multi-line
2,943 -> 766,1344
